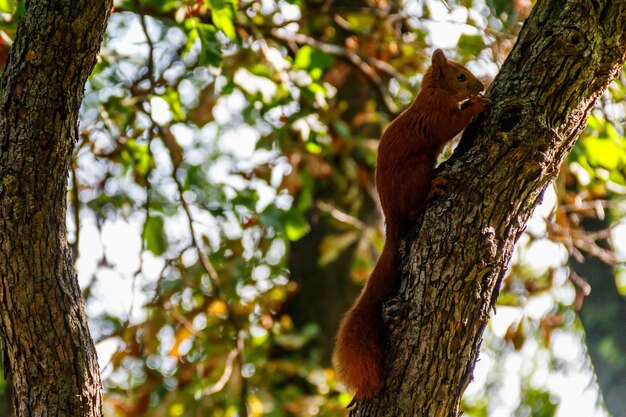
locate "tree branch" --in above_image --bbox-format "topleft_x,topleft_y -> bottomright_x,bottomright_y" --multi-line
268,29 -> 401,114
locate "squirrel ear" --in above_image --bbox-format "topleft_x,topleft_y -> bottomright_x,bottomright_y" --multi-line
432,49 -> 448,68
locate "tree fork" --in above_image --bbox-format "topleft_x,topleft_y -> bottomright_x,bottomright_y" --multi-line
351,1 -> 626,415
0,1 -> 112,416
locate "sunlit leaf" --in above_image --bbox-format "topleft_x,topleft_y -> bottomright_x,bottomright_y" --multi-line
206,0 -> 238,41
284,210 -> 309,241
143,215 -> 168,256
519,386 -> 558,417
161,88 -> 185,122
458,34 -> 484,58
0,0 -> 16,14
196,23 -> 223,67
259,206 -> 310,241
169,327 -> 193,358
294,46 -> 335,79
319,231 -> 359,266
583,137 -> 624,170
208,300 -> 228,316
332,120 -> 351,138
274,323 -> 319,350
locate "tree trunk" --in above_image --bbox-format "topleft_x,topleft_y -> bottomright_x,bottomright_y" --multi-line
351,1 -> 626,415
0,1 -> 112,416
572,216 -> 626,417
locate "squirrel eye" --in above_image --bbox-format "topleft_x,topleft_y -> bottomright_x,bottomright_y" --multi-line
457,73 -> 467,82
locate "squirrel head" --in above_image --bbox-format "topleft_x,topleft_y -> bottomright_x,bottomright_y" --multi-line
422,49 -> 485,102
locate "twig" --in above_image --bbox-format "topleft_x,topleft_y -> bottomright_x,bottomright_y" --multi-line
165,300 -> 197,335
128,118 -> 154,324
366,58 -> 409,85
568,270 -> 591,295
268,29 -> 400,114
546,221 -> 617,265
559,199 -> 613,213
316,201 -> 365,229
127,1 -> 158,323
168,143 -> 249,414
204,348 -> 239,395
134,0 -> 155,83
149,247 -> 190,306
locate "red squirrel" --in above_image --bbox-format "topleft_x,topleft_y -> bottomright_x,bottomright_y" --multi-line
333,49 -> 491,399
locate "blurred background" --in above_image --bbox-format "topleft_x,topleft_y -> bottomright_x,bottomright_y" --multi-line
1,0 -> 625,416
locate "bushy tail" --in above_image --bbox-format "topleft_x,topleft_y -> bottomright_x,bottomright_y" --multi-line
332,227 -> 401,399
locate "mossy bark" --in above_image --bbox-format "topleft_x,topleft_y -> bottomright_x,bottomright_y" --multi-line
351,0 -> 626,415
0,1 -> 112,416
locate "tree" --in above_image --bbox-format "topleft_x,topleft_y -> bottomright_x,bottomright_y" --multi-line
1,0 -> 625,416
351,0 -> 626,415
0,1 -> 112,416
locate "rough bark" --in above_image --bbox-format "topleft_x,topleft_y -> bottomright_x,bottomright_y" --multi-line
351,0 -> 626,415
572,216 -> 626,417
0,1 -> 112,416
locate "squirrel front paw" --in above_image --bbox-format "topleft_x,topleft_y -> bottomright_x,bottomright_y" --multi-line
469,94 -> 492,114
460,94 -> 492,112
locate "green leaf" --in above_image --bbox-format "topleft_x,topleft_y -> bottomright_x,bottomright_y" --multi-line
332,120 -> 351,139
274,323 -> 319,350
122,140 -> 153,180
585,114 -> 602,133
206,0 -> 238,41
86,192 -> 134,215
0,0 -> 16,14
232,188 -> 259,210
344,14 -> 376,34
196,23 -> 223,67
457,34 -> 484,58
616,268 -> 626,296
609,82 -> 626,101
144,215 -> 168,256
489,0 -> 514,17
319,231 -> 359,266
259,206 -> 310,241
606,122 -> 622,141
294,46 -> 335,79
304,141 -> 322,153
283,210 -> 309,241
161,88 -> 185,122
519,386 -> 557,417
584,137 -> 624,170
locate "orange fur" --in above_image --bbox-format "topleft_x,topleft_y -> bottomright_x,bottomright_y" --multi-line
333,49 -> 491,399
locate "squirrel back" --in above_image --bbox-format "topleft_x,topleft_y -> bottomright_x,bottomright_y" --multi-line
333,49 -> 490,399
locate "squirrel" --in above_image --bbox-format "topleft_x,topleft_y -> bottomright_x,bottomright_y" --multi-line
332,49 -> 491,400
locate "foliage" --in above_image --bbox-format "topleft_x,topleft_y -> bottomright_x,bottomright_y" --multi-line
1,0 -> 625,416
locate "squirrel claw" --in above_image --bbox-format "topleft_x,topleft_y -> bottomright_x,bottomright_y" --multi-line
426,177 -> 449,202
346,397 -> 357,409
473,95 -> 493,114
347,397 -> 359,416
